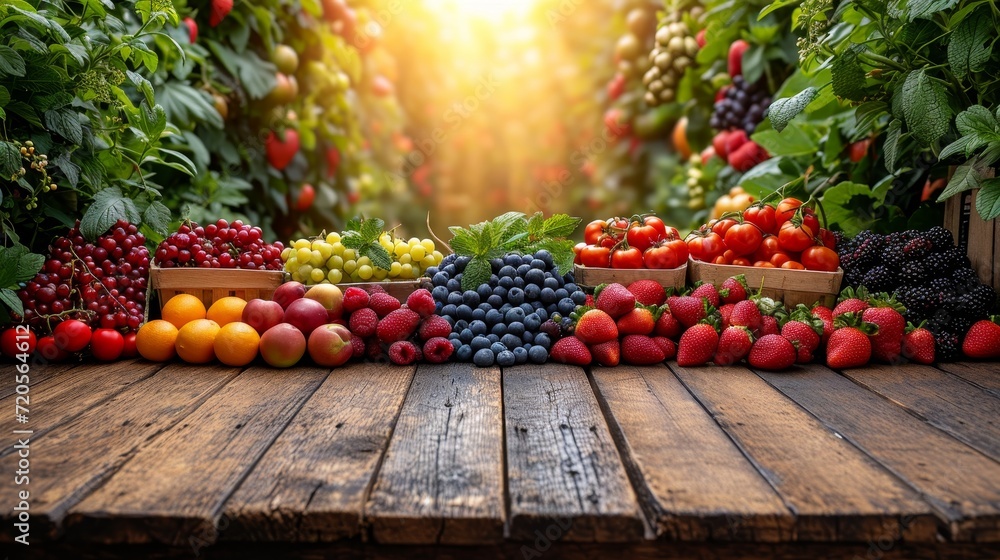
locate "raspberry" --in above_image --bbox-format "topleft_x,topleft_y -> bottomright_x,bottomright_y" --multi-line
418,315 -> 452,341
369,292 -> 401,318
365,337 -> 383,361
422,337 -> 454,364
342,287 -> 370,313
351,337 -> 365,359
406,289 -> 436,318
388,340 -> 421,365
348,307 -> 378,338
376,308 -> 421,343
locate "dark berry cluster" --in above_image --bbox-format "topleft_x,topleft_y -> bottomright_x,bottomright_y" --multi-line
426,251 -> 586,367
838,226 -> 998,360
154,219 -> 284,270
17,220 -> 149,333
710,76 -> 771,135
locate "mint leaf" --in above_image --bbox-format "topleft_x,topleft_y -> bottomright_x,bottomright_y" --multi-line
820,181 -> 877,236
0,247 -> 23,287
766,88 -> 818,132
461,257 -> 492,291
976,178 -> 1000,221
533,238 -> 576,275
80,187 -> 141,240
949,12 -> 993,79
540,214 -> 580,238
937,156 -> 987,202
364,245 -> 392,271
831,46 -> 868,102
526,212 -> 545,237
359,217 -> 384,242
449,230 -> 477,256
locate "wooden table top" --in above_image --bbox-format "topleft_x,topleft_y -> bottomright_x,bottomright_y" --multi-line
4,359 -> 1000,559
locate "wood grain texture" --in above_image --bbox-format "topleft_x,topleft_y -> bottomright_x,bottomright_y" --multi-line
64,366 -> 327,546
222,363 -> 415,542
504,364 -> 645,543
687,259 -> 842,308
936,362 -> 1000,399
757,364 -> 1000,542
0,360 -> 164,454
0,364 -> 240,542
366,363 -> 505,545
966,189 -> 995,287
841,364 -> 1000,462
670,363 -> 939,542
590,364 -> 793,541
0,361 -> 79,400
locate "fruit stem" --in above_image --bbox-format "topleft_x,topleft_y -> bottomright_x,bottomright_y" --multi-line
426,212 -> 452,255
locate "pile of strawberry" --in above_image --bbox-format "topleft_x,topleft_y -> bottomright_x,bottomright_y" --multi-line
573,215 -> 688,270
687,196 -> 840,271
341,287 -> 455,365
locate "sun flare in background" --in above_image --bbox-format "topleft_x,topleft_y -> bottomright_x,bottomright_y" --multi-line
423,0 -> 541,20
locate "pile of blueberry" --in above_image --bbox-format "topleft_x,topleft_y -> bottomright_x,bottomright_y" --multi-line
425,251 -> 585,367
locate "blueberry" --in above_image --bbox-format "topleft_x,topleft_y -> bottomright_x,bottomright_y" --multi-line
446,278 -> 462,292
508,287 -> 525,305
491,342 -> 508,355
507,321 -> 525,337
451,338 -> 463,352
436,302 -> 444,314
513,346 -> 529,364
528,345 -> 549,364
521,254 -> 534,266
534,250 -> 554,268
563,272 -> 576,283
463,290 -> 481,307
520,303 -> 535,316
499,276 -> 515,289
530,259 -> 546,270
487,295 -> 504,308
553,274 -> 565,288
485,309 -> 504,326
554,288 -> 569,300
491,323 -> 508,336
470,320 -> 488,336
447,291 -> 463,305
441,304 -> 458,318
454,256 -> 470,271
565,282 -> 579,293
426,266 -> 440,277
501,334 -> 522,350
477,304 -> 492,315
517,264 -> 531,277
487,333 -> 501,344
504,254 -> 521,267
488,274 -> 500,287
505,307 -> 526,323
534,333 -> 552,350
443,315 -> 456,326
432,272 -> 450,287
525,269 -> 545,286
454,320 -> 469,331
558,298 -> 576,316
531,301 -> 545,310
471,336 -> 491,351
522,331 -> 535,344
540,287 -> 557,304
499,303 -> 513,315
493,286 -> 508,300
457,305 -> 473,321
536,308 -> 549,322
524,284 -> 542,300
456,345 -> 474,362
442,264 -> 457,276
513,277 -> 526,289
499,265 -> 517,278
473,348 -> 495,367
448,331 -> 461,340
472,308 -> 487,321
490,258 -> 504,270
546,304 -> 559,316
496,350 -> 516,367
432,285 -> 450,302
524,313 -> 541,331
571,291 -> 587,305
543,277 -> 559,290
460,328 -> 474,343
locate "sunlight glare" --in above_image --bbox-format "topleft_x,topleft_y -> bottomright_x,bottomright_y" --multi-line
423,0 -> 540,20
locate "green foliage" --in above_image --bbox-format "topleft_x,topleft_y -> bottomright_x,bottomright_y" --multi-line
342,216 -> 392,271
0,244 -> 44,321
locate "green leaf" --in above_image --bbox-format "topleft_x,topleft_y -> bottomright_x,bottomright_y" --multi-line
0,141 -> 20,178
820,181 -> 877,236
948,12 -> 992,79
540,214 -> 580,238
0,288 -> 22,317
156,82 -> 224,129
80,187 -> 141,240
905,0 -> 961,20
752,123 -> 818,156
883,119 -> 905,172
526,212 -> 545,237
831,46 -> 869,102
363,244 -> 393,271
44,108 -> 84,145
955,105 -> 999,138
16,250 -> 44,283
0,45 -> 26,77
359,217 -> 385,243
449,230 -> 477,256
901,69 -> 953,145
742,44 -> 766,85
758,0 -> 800,20
533,238 -> 576,275
855,102 -> 889,136
461,257 -> 492,291
142,200 -> 171,235
937,156 -> 988,202
126,70 -> 155,107
0,247 -> 22,287
766,88 -> 818,132
976,178 -> 1000,221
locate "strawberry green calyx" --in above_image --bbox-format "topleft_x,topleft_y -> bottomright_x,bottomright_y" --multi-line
699,311 -> 723,333
904,320 -> 927,335
785,304 -> 825,335
594,283 -> 610,299
867,292 -> 907,314
837,285 -> 870,303
834,312 -> 879,335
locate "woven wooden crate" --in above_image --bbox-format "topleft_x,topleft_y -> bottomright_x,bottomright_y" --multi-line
944,186 -> 999,293
688,258 -> 843,308
335,279 -> 428,303
573,263 -> 688,290
149,266 -> 288,312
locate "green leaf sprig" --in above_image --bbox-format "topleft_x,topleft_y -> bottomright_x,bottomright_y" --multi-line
341,216 -> 393,271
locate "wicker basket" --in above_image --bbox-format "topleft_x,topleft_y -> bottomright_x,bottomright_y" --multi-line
688,258 -> 843,308
573,263 -> 688,290
149,266 -> 288,312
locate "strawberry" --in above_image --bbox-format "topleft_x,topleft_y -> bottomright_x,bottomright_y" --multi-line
627,280 -> 666,306
720,274 -> 749,304
714,326 -> 753,366
653,306 -> 682,339
832,286 -> 870,318
781,312 -> 822,364
862,294 -> 906,363
585,294 -> 595,307
369,292 -> 401,318
718,303 -> 735,330
550,336 -> 592,366
590,339 -> 621,366
376,308 -> 421,343
422,337 -> 454,364
265,129 -> 300,171
210,0 -> 233,27
668,295 -> 710,328
342,287 -> 370,313
748,334 -> 797,371
621,335 -> 667,365
348,307 -> 378,338
729,141 -> 769,173
617,306 -> 656,335
418,315 -> 453,341
758,315 -> 780,337
388,340 -> 421,366
826,313 -> 877,369
691,283 -> 721,307
677,323 -> 720,367
595,283 -> 637,319
812,304 -> 834,346
729,300 -> 762,333
652,336 -> 677,359
901,323 -> 935,364
962,317 -> 1000,359
406,289 -> 436,318
575,309 -> 618,345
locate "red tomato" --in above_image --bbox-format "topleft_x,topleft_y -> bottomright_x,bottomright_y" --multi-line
712,255 -> 728,264
752,235 -> 781,262
710,218 -> 737,238
598,234 -> 618,249
775,198 -> 804,226
36,335 -> 69,362
801,246 -> 840,272
122,332 -> 138,358
770,252 -> 793,267
53,319 -> 92,353
91,329 -> 124,362
848,138 -> 871,163
753,261 -> 775,268
722,250 -> 736,264
778,221 -> 815,253
611,247 -> 644,269
732,257 -> 751,267
743,205 -> 777,235
686,231 -> 726,262
584,220 -> 607,245
781,261 -> 805,270
608,218 -> 630,239
643,238 -> 688,269
580,245 -> 611,268
295,184 -> 315,212
1,327 -> 36,358
801,208 -> 820,234
626,222 -> 663,251
724,223 -> 763,256
818,228 -> 837,250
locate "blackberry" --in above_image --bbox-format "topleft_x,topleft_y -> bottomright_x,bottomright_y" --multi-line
880,247 -> 905,269
944,248 -> 971,269
934,332 -> 961,362
923,226 -> 954,251
899,261 -> 927,285
862,266 -> 895,293
902,238 -> 933,261
902,286 -> 937,313
963,284 -> 996,317
710,76 -> 772,134
952,267 -> 978,284
921,252 -> 950,278
927,277 -> 954,296
853,238 -> 882,270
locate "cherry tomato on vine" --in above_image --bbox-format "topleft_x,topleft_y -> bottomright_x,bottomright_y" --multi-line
775,198 -> 803,226
122,332 -> 138,358
778,221 -> 815,253
743,204 -> 777,235
584,220 -> 607,245
686,231 -> 726,262
643,238 -> 688,269
710,218 -> 737,238
611,246 -> 644,269
1,328 -> 36,358
724,222 -> 763,256
818,228 -> 837,250
801,208 -> 820,235
573,242 -> 587,265
91,329 -> 125,362
580,245 -> 612,268
626,220 -> 665,251
752,235 -> 781,263
36,335 -> 69,362
53,319 -> 92,353
801,246 -> 840,272
732,257 -> 752,267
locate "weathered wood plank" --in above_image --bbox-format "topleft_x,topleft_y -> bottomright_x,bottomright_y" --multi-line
590,364 -> 793,541
936,362 -> 1000,399
670,363 -> 940,542
64,366 -> 327,546
504,364 -> 645,543
757,364 -> 1000,542
366,363 -> 505,545
0,364 -> 240,542
841,364 -> 1000,462
0,360 -> 165,453
0,361 -> 79,400
222,363 -> 415,542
